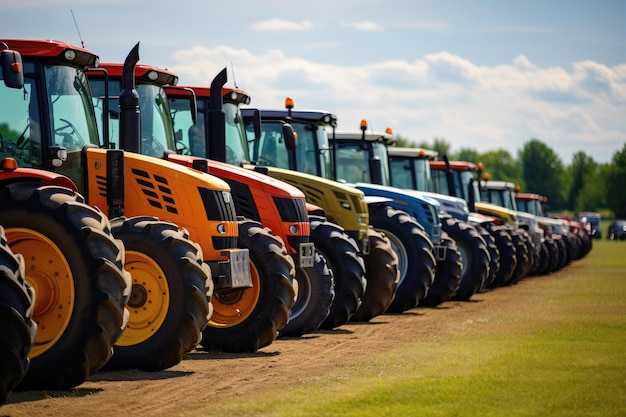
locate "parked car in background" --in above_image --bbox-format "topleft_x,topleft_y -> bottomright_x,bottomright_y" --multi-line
607,220 -> 626,240
578,212 -> 602,239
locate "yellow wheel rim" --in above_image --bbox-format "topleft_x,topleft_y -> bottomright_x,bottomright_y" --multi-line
116,250 -> 170,347
209,260 -> 260,328
6,228 -> 74,358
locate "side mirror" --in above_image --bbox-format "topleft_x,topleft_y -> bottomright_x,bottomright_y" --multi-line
1,47 -> 24,89
370,157 -> 383,185
282,122 -> 296,150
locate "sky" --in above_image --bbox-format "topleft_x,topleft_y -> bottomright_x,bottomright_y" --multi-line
3,0 -> 625,164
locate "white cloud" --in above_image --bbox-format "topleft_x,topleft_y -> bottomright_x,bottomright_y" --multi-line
169,46 -> 626,163
251,19 -> 314,32
342,21 -> 384,32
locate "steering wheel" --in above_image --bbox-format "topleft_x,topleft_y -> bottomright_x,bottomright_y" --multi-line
54,118 -> 84,149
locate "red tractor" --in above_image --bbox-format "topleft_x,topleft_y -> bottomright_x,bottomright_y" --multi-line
0,40 -> 131,391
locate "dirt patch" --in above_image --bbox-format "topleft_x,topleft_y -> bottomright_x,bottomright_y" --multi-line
2,273 -> 564,417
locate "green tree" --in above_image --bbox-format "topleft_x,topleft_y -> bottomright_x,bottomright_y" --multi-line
392,135 -> 414,148
567,151 -> 597,211
606,143 -> 626,217
518,139 -> 567,210
455,147 -> 481,164
478,149 -> 524,188
576,163 -> 609,212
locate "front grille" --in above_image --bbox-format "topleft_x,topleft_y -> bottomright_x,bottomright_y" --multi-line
199,188 -> 237,221
223,179 -> 260,222
130,168 -> 179,214
273,196 -> 308,222
421,202 -> 435,225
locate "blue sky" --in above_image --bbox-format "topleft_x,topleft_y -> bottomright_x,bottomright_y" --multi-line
3,0 -> 625,163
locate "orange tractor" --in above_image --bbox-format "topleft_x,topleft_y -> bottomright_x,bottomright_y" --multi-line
86,56 -> 298,349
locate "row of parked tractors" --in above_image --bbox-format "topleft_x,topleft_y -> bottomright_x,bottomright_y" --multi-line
0,38 -> 593,406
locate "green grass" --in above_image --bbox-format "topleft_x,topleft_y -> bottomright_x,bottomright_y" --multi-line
195,240 -> 626,417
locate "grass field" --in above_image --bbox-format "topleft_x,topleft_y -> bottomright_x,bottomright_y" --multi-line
201,239 -> 626,417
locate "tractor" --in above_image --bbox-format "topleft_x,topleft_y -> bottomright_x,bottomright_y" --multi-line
0,39 -> 134,390
0,39 -> 226,377
86,60 -> 297,349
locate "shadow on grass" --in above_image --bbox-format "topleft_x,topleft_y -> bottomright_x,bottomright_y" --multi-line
183,350 -> 281,361
5,367 -> 197,405
6,387 -> 104,405
88,369 -> 193,382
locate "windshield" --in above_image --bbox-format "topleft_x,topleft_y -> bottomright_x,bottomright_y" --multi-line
504,189 -> 517,210
483,188 -> 505,207
460,170 -> 481,202
223,102 -> 249,165
137,83 -> 174,156
529,200 -> 544,216
47,64 -> 98,150
90,79 -> 173,156
516,199 -> 529,213
482,188 -> 517,210
372,142 -> 391,186
168,92 -> 199,155
333,140 -> 391,185
170,96 -> 248,165
249,119 -> 291,169
334,142 -> 371,183
0,61 -> 98,170
292,121 -> 332,177
389,157 -> 432,192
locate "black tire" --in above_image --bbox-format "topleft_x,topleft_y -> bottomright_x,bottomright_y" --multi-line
474,224 -> 500,289
280,250 -> 334,337
0,183 -> 130,390
309,216 -> 366,330
0,226 -> 36,406
420,231 -> 462,307
562,234 -> 577,265
508,228 -> 531,285
351,227 -> 399,321
578,232 -> 592,257
484,224 -> 517,288
104,216 -> 212,371
202,219 -> 295,352
443,218 -> 490,301
521,232 -> 538,277
369,205 -> 435,313
544,236 -> 561,273
532,241 -> 551,276
568,233 -> 583,261
554,236 -> 569,271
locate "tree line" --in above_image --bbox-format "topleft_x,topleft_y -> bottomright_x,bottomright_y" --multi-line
393,136 -> 626,218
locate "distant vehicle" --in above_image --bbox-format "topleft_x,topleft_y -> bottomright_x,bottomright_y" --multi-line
578,212 -> 602,239
607,220 -> 626,240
